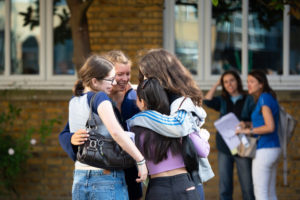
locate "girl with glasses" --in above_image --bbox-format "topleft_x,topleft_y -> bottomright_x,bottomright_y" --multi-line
68,55 -> 147,200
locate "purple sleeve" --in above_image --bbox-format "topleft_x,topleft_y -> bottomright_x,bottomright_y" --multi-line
189,132 -> 210,158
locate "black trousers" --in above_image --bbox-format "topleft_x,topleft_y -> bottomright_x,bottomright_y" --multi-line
124,166 -> 143,200
145,173 -> 201,200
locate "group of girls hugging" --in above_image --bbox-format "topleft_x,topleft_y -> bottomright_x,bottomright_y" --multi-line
59,49 -> 213,200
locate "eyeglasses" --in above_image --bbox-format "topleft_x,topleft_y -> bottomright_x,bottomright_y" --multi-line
102,77 -> 115,85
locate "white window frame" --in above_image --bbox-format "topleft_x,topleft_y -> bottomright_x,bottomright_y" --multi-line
0,0 -> 76,90
164,0 -> 300,90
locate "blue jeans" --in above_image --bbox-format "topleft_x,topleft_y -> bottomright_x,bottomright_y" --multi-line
196,184 -> 205,200
72,169 -> 129,200
218,151 -> 255,200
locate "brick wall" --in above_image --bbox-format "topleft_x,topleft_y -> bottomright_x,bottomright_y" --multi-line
0,90 -> 299,200
87,0 -> 164,83
0,90 -> 73,200
1,0 -> 300,199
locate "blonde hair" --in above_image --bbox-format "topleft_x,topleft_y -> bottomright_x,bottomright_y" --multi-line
103,50 -> 131,66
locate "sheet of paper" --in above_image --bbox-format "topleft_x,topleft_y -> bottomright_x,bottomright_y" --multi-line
214,112 -> 241,154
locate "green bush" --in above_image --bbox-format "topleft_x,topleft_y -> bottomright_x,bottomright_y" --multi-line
0,104 -> 60,196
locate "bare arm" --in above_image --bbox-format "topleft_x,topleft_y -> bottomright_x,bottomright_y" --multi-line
204,79 -> 221,100
236,105 -> 275,135
97,100 -> 148,182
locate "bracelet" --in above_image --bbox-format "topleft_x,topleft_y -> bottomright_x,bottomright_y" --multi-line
136,158 -> 145,166
250,128 -> 254,135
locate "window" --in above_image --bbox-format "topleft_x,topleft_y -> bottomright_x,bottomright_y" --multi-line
0,0 -> 5,75
175,0 -> 199,75
53,0 -> 74,75
211,0 -> 242,75
0,0 -> 75,89
290,15 -> 300,75
164,0 -> 300,90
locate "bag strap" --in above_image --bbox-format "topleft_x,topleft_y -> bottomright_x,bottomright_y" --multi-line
86,93 -> 97,128
177,97 -> 187,111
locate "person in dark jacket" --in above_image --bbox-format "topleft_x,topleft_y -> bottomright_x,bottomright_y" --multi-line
204,70 -> 256,200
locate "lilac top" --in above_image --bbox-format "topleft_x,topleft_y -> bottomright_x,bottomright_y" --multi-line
146,150 -> 185,175
137,130 -> 209,175
189,131 -> 210,158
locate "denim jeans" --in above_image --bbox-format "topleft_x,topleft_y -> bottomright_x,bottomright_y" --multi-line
218,151 -> 255,200
196,183 -> 205,200
72,169 -> 129,200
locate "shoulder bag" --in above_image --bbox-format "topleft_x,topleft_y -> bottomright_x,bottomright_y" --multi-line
76,94 -> 135,170
237,135 -> 260,158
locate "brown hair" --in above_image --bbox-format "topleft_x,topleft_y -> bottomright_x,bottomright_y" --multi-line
248,69 -> 276,101
221,70 -> 245,98
73,54 -> 114,96
138,49 -> 202,106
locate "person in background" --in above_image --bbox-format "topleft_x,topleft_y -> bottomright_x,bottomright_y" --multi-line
204,70 -> 255,200
67,55 -> 147,199
236,70 -> 281,200
59,51 -> 142,200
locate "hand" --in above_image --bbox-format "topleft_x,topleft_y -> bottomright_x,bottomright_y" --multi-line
136,163 -> 148,183
199,128 -> 210,141
236,127 -> 251,135
238,121 -> 247,129
215,78 -> 221,87
71,129 -> 89,145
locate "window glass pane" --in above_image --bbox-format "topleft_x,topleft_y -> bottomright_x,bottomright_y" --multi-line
0,0 -> 4,75
175,0 -> 198,75
248,0 -> 283,75
290,16 -> 300,75
211,0 -> 242,75
53,0 -> 74,75
11,0 -> 40,75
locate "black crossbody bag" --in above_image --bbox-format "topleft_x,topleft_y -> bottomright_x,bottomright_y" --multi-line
76,94 -> 135,170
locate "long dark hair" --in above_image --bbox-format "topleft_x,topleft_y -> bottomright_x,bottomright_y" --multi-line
73,55 -> 114,96
134,78 -> 181,164
221,70 -> 245,98
248,70 -> 276,101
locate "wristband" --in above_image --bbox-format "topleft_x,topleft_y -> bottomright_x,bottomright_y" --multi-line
136,158 -> 145,166
250,128 -> 254,135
